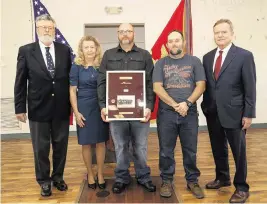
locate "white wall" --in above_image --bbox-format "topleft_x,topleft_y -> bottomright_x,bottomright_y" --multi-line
1,0 -> 266,133
0,0 -> 3,96
0,0 -> 2,60
192,0 -> 267,125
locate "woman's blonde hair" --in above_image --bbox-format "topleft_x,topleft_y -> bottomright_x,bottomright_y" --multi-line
74,35 -> 102,67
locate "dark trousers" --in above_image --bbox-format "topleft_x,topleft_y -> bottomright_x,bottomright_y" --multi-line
206,113 -> 249,192
29,119 -> 69,185
157,108 -> 201,183
109,121 -> 151,184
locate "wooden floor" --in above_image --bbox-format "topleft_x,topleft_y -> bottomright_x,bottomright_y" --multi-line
1,129 -> 267,203
77,177 -> 179,203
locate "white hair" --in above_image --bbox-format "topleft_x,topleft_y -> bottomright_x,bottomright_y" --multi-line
36,14 -> 56,25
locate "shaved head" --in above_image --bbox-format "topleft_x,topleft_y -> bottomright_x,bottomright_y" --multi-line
118,23 -> 134,32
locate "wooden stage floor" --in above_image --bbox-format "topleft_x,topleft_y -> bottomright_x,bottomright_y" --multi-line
1,129 -> 267,203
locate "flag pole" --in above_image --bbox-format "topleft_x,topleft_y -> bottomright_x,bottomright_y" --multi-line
30,0 -> 35,42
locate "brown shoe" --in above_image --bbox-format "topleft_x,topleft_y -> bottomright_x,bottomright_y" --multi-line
187,183 -> 205,199
160,182 -> 172,198
229,190 -> 249,203
206,179 -> 231,189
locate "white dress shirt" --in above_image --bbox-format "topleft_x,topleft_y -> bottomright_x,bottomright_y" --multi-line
212,43 -> 232,71
39,41 -> 55,68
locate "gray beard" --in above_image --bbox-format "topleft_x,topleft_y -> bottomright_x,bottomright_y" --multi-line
121,39 -> 130,44
39,35 -> 54,45
120,37 -> 134,45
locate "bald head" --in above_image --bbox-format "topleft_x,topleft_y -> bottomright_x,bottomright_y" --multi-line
118,23 -> 134,32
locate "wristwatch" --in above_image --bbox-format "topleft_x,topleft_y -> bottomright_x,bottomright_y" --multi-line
185,100 -> 193,108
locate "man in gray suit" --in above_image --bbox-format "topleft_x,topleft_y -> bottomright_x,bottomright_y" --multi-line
201,19 -> 256,203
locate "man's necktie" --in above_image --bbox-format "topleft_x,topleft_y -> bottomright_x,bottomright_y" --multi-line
214,50 -> 223,80
45,47 -> 55,78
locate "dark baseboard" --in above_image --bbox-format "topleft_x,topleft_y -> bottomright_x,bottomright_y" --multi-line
1,123 -> 266,140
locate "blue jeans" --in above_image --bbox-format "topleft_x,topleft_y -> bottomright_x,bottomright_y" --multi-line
157,108 -> 201,183
109,121 -> 151,184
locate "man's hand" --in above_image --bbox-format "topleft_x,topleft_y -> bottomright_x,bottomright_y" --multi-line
242,117 -> 252,130
101,108 -> 108,122
176,102 -> 189,117
16,113 -> 27,123
141,108 -> 151,122
171,103 -> 180,112
75,112 -> 86,128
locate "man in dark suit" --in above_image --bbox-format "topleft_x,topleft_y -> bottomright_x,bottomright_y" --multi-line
201,19 -> 256,203
14,14 -> 72,197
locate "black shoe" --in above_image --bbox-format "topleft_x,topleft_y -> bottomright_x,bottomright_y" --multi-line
88,182 -> 97,189
206,179 -> 231,189
112,182 -> 127,194
41,183 -> 52,197
96,174 -> 106,189
87,174 -> 96,189
137,180 -> 156,192
53,180 -> 68,191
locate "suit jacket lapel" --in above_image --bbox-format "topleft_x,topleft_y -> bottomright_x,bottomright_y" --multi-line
31,42 -> 52,79
54,43 -> 61,78
217,44 -> 236,80
209,49 -> 217,82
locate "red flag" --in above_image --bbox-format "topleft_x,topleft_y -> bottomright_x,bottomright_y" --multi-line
150,0 -> 193,120
69,110 -> 74,125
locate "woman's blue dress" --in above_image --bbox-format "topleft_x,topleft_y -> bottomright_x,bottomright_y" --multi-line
70,64 -> 109,145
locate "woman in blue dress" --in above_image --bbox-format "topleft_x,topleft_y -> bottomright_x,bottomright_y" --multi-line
69,36 -> 109,189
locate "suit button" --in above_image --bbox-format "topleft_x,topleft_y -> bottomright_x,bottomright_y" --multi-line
52,94 -> 54,96
52,81 -> 55,84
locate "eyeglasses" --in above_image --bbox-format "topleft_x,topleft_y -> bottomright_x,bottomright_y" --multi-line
118,30 -> 133,35
37,26 -> 55,31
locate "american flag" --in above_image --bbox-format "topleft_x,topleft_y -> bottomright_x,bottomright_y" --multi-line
32,0 -> 75,62
32,0 -> 75,124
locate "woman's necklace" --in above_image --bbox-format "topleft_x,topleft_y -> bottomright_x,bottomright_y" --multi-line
89,66 -> 97,78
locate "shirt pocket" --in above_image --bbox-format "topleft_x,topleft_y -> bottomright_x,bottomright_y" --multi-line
129,57 -> 145,70
107,58 -> 122,70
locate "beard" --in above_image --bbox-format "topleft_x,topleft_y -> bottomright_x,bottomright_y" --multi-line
121,39 -> 130,44
170,48 -> 182,55
119,37 -> 133,45
39,35 -> 54,45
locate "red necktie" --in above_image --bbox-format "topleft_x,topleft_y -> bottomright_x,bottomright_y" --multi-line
214,50 -> 223,80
